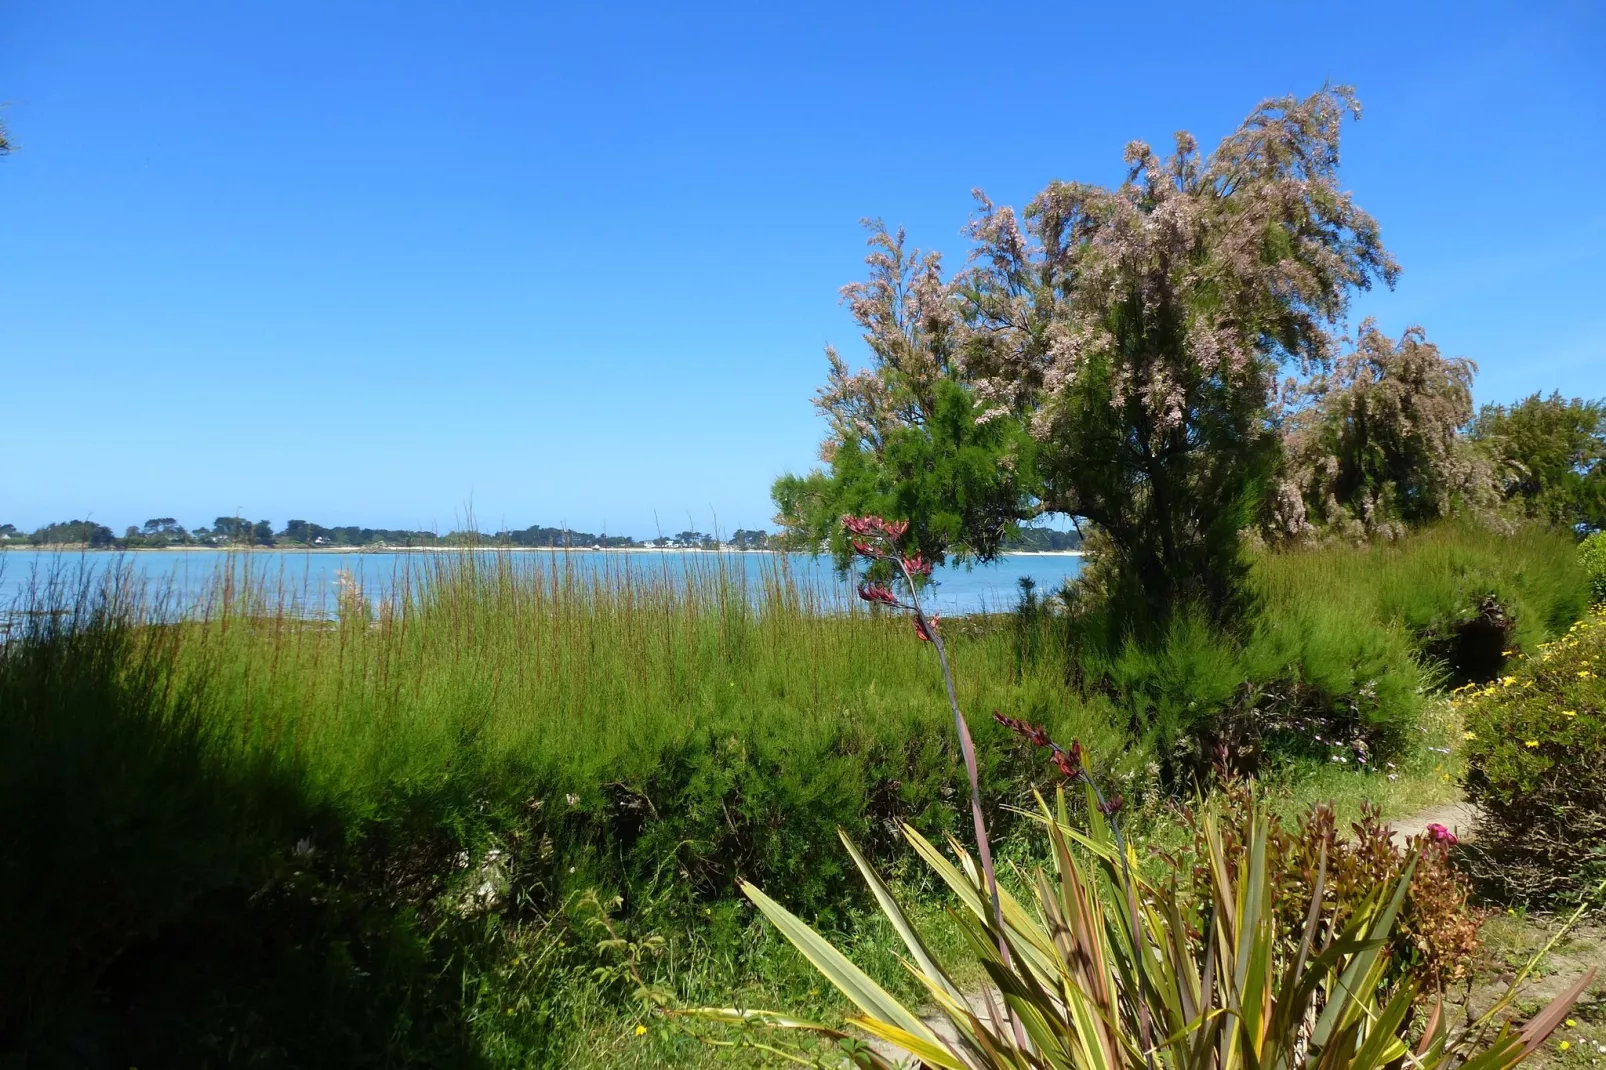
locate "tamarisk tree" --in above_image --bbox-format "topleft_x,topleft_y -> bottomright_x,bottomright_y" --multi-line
1277,321 -> 1494,540
775,87 -> 1398,634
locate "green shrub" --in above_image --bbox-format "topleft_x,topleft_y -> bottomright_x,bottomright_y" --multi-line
1083,603 -> 1425,782
1582,530 -> 1606,605
1059,523 -> 1585,782
1461,612 -> 1606,905
1256,521 -> 1587,686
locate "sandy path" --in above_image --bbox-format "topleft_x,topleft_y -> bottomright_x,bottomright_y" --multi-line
1390,800 -> 1480,844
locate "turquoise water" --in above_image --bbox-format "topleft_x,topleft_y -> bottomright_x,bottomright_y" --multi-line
0,548 -> 1081,617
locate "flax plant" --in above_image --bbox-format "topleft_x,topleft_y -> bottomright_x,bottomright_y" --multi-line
705,780 -> 1591,1070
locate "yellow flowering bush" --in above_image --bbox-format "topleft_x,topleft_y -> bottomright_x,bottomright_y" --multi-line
1461,613 -> 1606,903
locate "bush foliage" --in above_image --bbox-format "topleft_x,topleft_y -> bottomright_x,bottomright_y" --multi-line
1060,523 -> 1585,780
1462,612 -> 1606,905
1472,392 -> 1606,533
1582,530 -> 1606,605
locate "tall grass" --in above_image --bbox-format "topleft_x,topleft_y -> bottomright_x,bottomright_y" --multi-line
153,550 -> 1123,893
175,551 -> 1111,800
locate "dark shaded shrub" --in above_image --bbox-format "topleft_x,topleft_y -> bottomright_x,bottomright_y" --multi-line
0,603 -> 487,1068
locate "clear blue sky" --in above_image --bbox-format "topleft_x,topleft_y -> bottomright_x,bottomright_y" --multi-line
3,1 -> 1603,537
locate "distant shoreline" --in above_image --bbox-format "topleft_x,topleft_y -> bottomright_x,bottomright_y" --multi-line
0,544 -> 1084,558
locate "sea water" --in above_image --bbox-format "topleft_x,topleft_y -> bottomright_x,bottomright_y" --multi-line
0,548 -> 1082,619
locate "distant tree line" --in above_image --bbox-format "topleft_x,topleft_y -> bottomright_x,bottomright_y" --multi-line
492,525 -> 637,549
0,517 -> 786,551
0,515 -> 1082,554
4,520 -> 121,548
1003,527 -> 1083,552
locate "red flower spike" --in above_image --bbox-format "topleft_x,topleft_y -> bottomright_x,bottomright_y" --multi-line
841,515 -> 876,537
993,711 -> 1055,751
1425,822 -> 1459,846
1098,794 -> 1124,817
913,616 -> 934,642
902,553 -> 931,577
882,519 -> 909,540
1052,750 -> 1077,779
857,582 -> 898,606
851,540 -> 881,559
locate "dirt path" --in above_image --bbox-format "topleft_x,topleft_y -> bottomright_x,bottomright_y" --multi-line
1390,799 -> 1479,844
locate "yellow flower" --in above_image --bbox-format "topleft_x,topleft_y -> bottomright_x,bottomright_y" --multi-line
1564,710 -> 1577,718
1525,740 -> 1540,748
1502,649 -> 1515,657
1502,676 -> 1517,686
1559,1040 -> 1571,1051
1567,1019 -> 1577,1028
635,1024 -> 648,1037
1463,730 -> 1477,740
